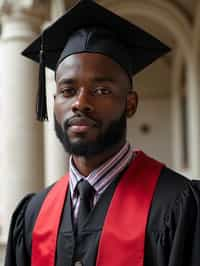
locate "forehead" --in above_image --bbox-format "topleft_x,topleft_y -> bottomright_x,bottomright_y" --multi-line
56,53 -> 130,84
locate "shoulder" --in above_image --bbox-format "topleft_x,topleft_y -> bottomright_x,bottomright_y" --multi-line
8,193 -> 35,243
156,167 -> 191,200
148,166 -> 200,230
145,167 -> 200,265
23,185 -> 55,253
25,184 -> 53,222
5,185 -> 56,263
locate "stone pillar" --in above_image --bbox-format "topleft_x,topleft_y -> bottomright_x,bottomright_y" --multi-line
0,7 -> 46,244
190,4 -> 200,180
44,1 -> 67,187
186,61 -> 200,179
171,50 -> 184,172
171,50 -> 200,180
44,69 -> 67,186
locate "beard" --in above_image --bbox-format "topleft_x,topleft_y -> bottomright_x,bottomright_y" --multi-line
54,111 -> 127,157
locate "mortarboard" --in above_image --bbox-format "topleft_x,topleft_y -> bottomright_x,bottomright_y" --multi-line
22,0 -> 170,121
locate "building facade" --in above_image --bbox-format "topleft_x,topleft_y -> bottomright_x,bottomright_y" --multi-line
0,0 -> 200,264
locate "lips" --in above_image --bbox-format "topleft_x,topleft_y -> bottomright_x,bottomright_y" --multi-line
67,117 -> 98,133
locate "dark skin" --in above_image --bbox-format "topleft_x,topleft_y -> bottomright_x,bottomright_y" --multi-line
54,53 -> 138,176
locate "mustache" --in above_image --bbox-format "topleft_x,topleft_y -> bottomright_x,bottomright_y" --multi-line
63,112 -> 101,130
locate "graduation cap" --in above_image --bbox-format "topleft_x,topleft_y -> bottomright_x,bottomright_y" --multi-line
22,0 -> 170,121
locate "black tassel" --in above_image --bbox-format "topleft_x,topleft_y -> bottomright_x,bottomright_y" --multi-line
36,36 -> 48,121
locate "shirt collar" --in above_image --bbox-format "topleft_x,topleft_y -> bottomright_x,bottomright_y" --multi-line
69,142 -> 133,198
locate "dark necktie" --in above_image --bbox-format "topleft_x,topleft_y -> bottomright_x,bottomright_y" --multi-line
77,180 -> 94,230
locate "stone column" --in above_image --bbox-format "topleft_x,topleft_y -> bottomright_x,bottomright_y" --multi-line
186,61 -> 200,179
0,4 -> 47,244
190,4 -> 200,180
44,1 -> 67,187
171,49 -> 200,179
44,69 -> 67,186
171,50 -> 184,172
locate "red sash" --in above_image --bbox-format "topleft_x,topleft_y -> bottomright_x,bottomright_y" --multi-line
31,151 -> 164,266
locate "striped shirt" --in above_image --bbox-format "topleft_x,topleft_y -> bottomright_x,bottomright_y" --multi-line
69,142 -> 134,220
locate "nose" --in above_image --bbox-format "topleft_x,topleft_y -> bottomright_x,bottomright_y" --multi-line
72,88 -> 94,114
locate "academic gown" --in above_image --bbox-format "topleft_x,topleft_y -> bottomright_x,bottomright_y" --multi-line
4,167 -> 200,266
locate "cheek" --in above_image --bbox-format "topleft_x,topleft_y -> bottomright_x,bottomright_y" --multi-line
54,98 -> 73,124
97,99 -> 126,123
104,97 -> 126,115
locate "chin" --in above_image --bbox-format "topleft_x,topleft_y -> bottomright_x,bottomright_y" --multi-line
68,132 -> 99,144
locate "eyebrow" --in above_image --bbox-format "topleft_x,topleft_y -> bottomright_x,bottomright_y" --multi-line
57,76 -> 116,86
57,78 -> 75,86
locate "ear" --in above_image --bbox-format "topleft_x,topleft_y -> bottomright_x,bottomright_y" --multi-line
126,90 -> 138,118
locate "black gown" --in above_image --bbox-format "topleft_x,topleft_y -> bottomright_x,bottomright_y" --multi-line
4,167 -> 200,266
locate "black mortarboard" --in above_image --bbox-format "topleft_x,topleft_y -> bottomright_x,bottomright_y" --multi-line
22,0 -> 170,121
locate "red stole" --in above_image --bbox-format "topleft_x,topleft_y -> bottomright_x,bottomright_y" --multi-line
31,151 -> 164,266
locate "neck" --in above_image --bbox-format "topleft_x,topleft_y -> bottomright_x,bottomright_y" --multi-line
72,139 -> 126,176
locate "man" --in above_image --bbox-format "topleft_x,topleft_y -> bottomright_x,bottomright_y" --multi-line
5,1 -> 200,266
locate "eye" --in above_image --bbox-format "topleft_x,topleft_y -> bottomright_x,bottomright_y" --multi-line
93,87 -> 112,95
60,87 -> 76,97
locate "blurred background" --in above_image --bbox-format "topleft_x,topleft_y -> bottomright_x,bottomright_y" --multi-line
0,0 -> 200,264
